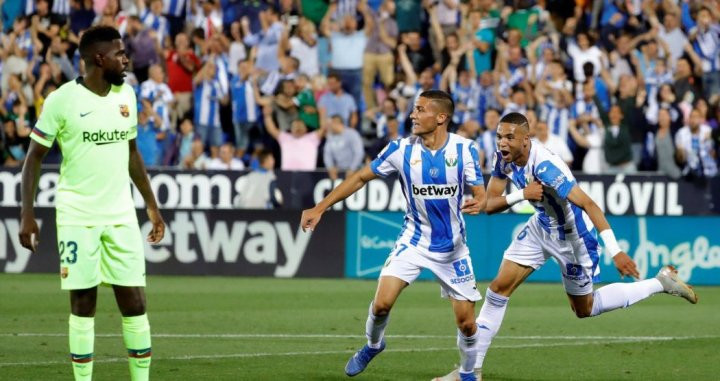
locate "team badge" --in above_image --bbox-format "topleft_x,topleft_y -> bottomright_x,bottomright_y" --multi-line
61,267 -> 69,279
119,104 -> 130,117
445,155 -> 458,167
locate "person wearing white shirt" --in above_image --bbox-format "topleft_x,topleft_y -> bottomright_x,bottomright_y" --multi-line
536,121 -> 573,166
206,143 -> 246,170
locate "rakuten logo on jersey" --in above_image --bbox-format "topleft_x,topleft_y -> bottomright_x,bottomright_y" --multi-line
82,129 -> 130,145
411,184 -> 458,200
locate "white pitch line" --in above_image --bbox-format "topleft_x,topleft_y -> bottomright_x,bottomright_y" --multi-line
2,333 -> 719,340
0,336 -> 717,368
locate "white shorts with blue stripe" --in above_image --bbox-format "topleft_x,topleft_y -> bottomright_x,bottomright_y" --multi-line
504,215 -> 601,296
380,243 -> 482,302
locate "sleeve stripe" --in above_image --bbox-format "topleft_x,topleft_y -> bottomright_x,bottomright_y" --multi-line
31,127 -> 53,140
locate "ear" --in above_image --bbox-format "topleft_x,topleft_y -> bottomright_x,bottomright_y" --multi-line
94,52 -> 104,68
436,113 -> 447,125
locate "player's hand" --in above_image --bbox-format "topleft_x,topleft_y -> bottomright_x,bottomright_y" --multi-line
523,181 -> 544,202
300,207 -> 323,232
461,198 -> 482,215
18,215 -> 40,253
146,207 -> 166,244
613,252 -> 640,279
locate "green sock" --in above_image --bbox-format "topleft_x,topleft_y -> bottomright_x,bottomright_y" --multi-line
122,314 -> 152,381
69,314 -> 94,381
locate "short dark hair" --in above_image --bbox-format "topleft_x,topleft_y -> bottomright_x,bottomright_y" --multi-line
258,149 -> 274,163
79,25 -> 121,63
419,90 -> 454,118
499,112 -> 529,131
327,72 -> 342,82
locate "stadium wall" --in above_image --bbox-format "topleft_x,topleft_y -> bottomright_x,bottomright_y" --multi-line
345,212 -> 720,286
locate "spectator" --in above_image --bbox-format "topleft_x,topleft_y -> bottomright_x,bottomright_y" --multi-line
280,17 -> 320,78
263,105 -> 326,171
230,59 -> 259,158
29,0 -> 62,57
599,104 -> 635,173
365,97 -> 404,139
536,120 -> 573,166
207,142 -> 245,170
568,103 -> 606,175
321,1 -> 370,112
193,60 -> 228,157
182,139 -> 211,170
166,32 -> 200,125
124,15 -> 160,83
136,101 -> 164,167
362,0 -> 398,110
235,150 -> 282,209
228,20 -> 247,77
687,6 -> 720,104
140,64 -> 174,131
191,0 -> 222,39
324,115 -> 365,180
293,74 -> 320,130
256,78 -> 298,132
479,107 -> 500,170
654,108 -> 682,179
318,72 -> 358,129
367,114 -> 402,160
675,108 -> 717,179
242,5 -> 283,72
400,30 -> 433,75
139,0 -> 170,46
164,117 -> 197,166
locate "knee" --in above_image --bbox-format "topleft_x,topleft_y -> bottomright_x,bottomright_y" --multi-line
489,279 -> 513,297
456,318 -> 477,337
372,301 -> 392,316
573,305 -> 593,319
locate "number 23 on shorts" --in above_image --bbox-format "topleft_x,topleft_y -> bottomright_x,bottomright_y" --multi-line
59,241 -> 78,264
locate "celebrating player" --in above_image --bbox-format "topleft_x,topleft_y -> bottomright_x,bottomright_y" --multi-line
435,112 -> 698,381
19,26 -> 165,381
301,90 -> 486,380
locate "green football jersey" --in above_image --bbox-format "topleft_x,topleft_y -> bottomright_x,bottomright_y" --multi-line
31,78 -> 139,226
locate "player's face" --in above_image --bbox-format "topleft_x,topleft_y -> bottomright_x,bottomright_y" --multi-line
99,39 -> 129,86
496,122 -> 529,163
410,97 -> 445,136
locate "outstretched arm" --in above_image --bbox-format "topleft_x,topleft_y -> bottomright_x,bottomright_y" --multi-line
19,140 -> 51,252
300,166 -> 378,231
566,185 -> 639,278
129,139 -> 165,244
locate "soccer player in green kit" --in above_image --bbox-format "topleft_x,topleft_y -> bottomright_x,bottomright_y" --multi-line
18,26 -> 165,381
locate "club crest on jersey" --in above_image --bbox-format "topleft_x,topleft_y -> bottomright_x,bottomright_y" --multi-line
119,104 -> 130,117
445,155 -> 458,167
61,267 -> 69,279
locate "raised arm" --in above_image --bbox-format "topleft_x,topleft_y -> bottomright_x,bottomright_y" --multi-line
300,165 -> 379,231
262,105 -> 281,140
566,185 -> 639,278
129,139 -> 165,244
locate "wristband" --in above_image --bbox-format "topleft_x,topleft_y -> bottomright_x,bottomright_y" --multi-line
505,189 -> 525,206
600,229 -> 622,258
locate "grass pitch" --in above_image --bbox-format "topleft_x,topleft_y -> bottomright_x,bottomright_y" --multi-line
1,274 -> 718,380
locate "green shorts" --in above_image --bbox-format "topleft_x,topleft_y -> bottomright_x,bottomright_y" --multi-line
57,224 -> 146,290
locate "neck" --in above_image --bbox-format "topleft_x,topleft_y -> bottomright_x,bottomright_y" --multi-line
514,141 -> 531,167
419,126 -> 448,151
83,68 -> 112,96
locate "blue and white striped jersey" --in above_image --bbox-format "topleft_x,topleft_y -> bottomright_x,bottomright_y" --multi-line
194,79 -> 223,128
140,9 -> 170,46
492,143 -> 596,241
371,133 -> 484,258
163,0 -> 186,17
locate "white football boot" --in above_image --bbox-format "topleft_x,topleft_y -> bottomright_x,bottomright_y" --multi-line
655,265 -> 698,304
432,367 -> 482,381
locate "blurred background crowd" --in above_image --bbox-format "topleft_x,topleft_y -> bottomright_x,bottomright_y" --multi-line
1,0 -> 719,183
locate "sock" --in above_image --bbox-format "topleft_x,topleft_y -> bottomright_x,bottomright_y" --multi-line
590,278 -> 664,316
69,314 -> 94,381
365,302 -> 389,349
122,314 -> 152,381
457,328 -> 480,373
474,288 -> 509,370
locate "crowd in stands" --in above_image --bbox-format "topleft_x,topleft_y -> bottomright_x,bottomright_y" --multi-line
1,0 -> 719,183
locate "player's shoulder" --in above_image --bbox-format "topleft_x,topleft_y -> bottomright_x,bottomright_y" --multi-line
532,144 -> 572,176
113,82 -> 137,97
42,80 -> 81,111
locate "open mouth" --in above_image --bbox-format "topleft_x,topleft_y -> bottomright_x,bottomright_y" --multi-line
500,149 -> 511,159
